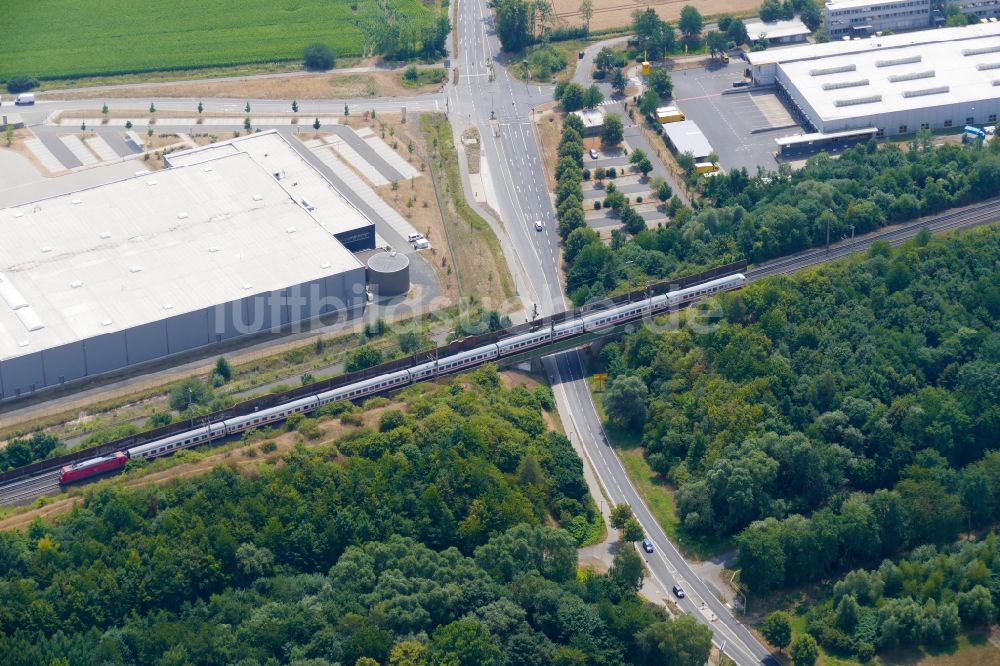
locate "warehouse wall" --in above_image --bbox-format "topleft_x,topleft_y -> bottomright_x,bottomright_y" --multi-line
41,340 -> 87,385
0,269 -> 366,401
335,224 -> 376,253
777,65 -> 1000,134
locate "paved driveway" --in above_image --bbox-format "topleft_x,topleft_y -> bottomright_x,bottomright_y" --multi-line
670,61 -> 803,173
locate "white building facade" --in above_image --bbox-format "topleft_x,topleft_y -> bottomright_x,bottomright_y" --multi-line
824,0 -> 931,37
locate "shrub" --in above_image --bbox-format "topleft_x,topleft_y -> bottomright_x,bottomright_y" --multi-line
363,396 -> 391,409
404,64 -> 419,81
286,413 -> 305,431
303,43 -> 335,71
6,74 -> 38,94
261,441 -> 278,453
379,410 -> 407,432
146,411 -> 173,429
341,412 -> 363,426
318,401 -> 352,417
169,378 -> 213,411
298,418 -> 322,440
345,344 -> 383,372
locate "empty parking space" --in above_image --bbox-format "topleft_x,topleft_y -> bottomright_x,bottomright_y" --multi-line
23,138 -> 66,173
326,135 -> 390,186
308,144 -> 419,242
363,135 -> 421,180
85,136 -> 119,161
749,92 -> 796,127
59,135 -> 98,166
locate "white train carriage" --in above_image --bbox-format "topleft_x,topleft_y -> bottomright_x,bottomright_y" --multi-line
127,422 -> 227,460
648,293 -> 670,312
407,360 -> 439,382
223,395 -> 320,435
316,369 -> 411,405
581,299 -> 651,332
552,318 -> 584,339
497,329 -> 552,356
436,344 -> 499,375
668,274 -> 746,304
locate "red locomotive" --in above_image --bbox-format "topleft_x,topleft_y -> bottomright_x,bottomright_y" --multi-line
59,452 -> 128,485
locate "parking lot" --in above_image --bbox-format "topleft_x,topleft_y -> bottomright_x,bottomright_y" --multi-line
670,59 -> 804,173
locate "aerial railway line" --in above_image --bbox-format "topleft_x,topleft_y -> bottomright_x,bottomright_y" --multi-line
0,263 -> 746,503
2,195 -> 998,504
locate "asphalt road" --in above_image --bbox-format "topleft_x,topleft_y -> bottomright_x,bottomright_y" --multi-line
447,0 -> 564,315
547,351 -> 778,666
445,5 -> 776,663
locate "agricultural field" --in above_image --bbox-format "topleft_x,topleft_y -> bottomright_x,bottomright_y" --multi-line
552,0 -> 759,32
0,0 -> 440,81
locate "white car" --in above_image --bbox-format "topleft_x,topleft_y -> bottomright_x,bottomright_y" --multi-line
534,220 -> 544,231
589,148 -> 599,159
407,232 -> 425,243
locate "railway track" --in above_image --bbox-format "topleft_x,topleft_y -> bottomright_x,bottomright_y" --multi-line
0,470 -> 61,507
1,200 -> 998,507
748,198 -> 1000,280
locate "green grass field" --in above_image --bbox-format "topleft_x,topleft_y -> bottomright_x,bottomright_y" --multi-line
0,0 -> 439,80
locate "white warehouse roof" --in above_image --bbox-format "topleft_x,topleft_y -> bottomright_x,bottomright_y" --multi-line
0,150 -> 362,361
748,23 -> 1000,126
743,18 -> 811,41
166,131 -> 372,237
747,21 -> 1000,66
663,120 -> 714,159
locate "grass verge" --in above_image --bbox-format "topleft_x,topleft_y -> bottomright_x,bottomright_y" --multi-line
588,376 -> 730,560
400,68 -> 447,88
421,113 -> 514,304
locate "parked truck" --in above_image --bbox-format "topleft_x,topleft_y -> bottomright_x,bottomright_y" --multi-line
656,106 -> 685,123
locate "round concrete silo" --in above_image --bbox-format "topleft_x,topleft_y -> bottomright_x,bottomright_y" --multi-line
366,250 -> 410,297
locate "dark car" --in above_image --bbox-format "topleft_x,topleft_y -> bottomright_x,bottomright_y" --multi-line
672,584 -> 685,599
732,80 -> 751,88
641,539 -> 654,553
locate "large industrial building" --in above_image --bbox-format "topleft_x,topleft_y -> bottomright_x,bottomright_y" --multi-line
824,0 -> 932,37
0,132 -> 371,400
748,22 -> 1000,142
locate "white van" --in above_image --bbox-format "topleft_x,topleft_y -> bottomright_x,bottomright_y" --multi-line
14,93 -> 35,105
413,238 -> 430,250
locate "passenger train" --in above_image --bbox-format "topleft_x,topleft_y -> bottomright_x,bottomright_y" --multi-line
60,274 -> 746,485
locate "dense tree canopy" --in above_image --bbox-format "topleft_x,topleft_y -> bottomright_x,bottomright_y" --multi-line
563,138 -> 1000,304
601,229 -> 1000,596
795,533 -> 1000,660
0,368 -> 711,664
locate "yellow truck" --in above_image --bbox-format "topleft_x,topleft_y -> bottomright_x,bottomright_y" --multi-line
695,162 -> 720,175
656,106 -> 685,123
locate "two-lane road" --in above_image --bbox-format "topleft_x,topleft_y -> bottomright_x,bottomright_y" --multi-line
448,1 -> 777,662
547,351 -> 778,665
